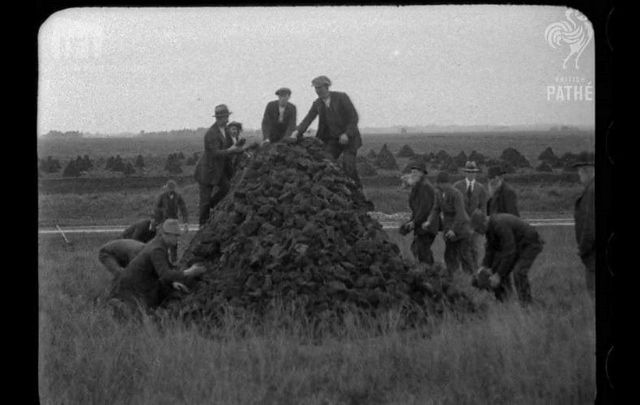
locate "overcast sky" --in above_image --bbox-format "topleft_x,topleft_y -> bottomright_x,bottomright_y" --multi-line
38,5 -> 595,135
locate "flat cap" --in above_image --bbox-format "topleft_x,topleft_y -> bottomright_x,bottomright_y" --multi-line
311,75 -> 331,87
275,87 -> 291,96
227,121 -> 243,131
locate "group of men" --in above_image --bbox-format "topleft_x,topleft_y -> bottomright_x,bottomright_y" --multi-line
400,155 -> 595,305
194,75 -> 364,226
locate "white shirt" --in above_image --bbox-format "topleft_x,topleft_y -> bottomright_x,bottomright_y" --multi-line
465,178 -> 476,192
278,105 -> 286,122
322,96 -> 331,109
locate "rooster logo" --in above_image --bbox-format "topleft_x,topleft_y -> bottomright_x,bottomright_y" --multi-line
545,9 -> 594,70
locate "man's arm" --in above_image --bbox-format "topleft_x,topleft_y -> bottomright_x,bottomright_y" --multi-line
177,194 -> 189,224
491,221 -> 517,277
150,246 -> 185,283
285,104 -> 297,138
504,187 -> 520,217
414,185 -> 435,233
477,183 -> 488,213
296,101 -> 319,136
339,93 -> 359,141
205,128 -> 240,158
261,103 -> 272,141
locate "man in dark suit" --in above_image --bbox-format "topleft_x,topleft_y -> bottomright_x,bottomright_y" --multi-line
121,218 -> 157,243
573,156 -> 595,299
486,165 -> 520,216
261,87 -> 297,143
399,160 -> 440,264
454,161 -> 488,267
291,76 -> 363,187
471,212 -> 544,306
194,104 -> 246,226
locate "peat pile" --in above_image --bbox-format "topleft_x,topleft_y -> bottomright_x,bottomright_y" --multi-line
165,137 -> 472,326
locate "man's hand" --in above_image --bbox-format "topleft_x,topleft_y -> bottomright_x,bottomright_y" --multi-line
339,133 -> 349,145
184,263 -> 206,277
290,130 -> 299,138
172,282 -> 190,293
489,273 -> 501,288
445,230 -> 456,240
421,221 -> 430,231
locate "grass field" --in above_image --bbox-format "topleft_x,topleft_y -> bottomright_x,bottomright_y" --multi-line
39,226 -> 595,404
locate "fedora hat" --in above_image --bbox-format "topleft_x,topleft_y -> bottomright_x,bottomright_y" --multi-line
161,219 -> 182,235
212,104 -> 232,118
462,161 -> 480,173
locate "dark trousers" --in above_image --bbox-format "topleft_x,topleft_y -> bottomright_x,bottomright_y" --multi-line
444,235 -> 475,275
581,251 -> 595,300
324,141 -> 361,188
494,241 -> 543,304
198,177 -> 231,226
412,232 -> 436,264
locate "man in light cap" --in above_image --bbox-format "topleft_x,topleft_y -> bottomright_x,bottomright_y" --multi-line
261,87 -> 297,143
453,161 -> 488,267
572,153 -> 595,299
107,219 -> 207,316
399,159 -> 440,264
194,104 -> 248,226
291,76 -> 363,187
425,171 -> 475,275
486,165 -> 520,217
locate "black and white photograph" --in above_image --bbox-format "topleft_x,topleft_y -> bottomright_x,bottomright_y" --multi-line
37,5 -> 609,404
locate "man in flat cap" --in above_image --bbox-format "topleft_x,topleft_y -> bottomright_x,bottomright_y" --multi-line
108,219 -> 207,316
194,104 -> 247,226
291,76 -> 363,187
399,159 -> 440,264
471,211 -> 544,306
486,165 -> 520,217
121,217 -> 157,243
424,171 -> 475,275
572,153 -> 595,299
454,161 -> 488,267
262,88 -> 297,143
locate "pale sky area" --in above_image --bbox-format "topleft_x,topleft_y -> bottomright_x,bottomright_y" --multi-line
38,5 -> 595,135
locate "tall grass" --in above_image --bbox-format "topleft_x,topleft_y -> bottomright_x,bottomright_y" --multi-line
39,226 -> 594,404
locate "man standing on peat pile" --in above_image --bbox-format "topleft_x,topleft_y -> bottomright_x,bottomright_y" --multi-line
572,153 -> 595,300
261,87 -> 297,144
427,171 -> 476,276
194,104 -> 248,227
107,219 -> 206,318
399,159 -> 440,265
453,161 -> 488,267
486,165 -> 520,217
291,76 -> 363,188
471,211 -> 544,306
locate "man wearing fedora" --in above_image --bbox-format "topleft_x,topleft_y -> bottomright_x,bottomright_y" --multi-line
291,75 -> 363,187
261,87 -> 297,143
194,104 -> 246,226
424,171 -> 475,275
486,165 -> 520,217
573,153 -> 595,299
399,159 -> 440,265
454,161 -> 488,266
470,211 -> 544,306
107,219 -> 206,316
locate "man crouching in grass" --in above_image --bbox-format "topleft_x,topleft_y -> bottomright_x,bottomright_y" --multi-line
470,211 -> 544,306
107,219 -> 206,319
399,159 -> 440,265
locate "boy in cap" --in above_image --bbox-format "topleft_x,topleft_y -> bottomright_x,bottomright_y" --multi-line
261,88 -> 297,143
121,217 -> 157,243
453,161 -> 488,266
291,76 -> 363,187
194,104 -> 248,226
471,211 -> 544,305
98,239 -> 145,277
486,165 -> 520,217
572,154 -> 595,299
108,219 -> 207,316
425,171 -> 475,275
399,159 -> 440,264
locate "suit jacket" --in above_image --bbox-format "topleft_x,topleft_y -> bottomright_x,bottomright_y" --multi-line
154,190 -> 188,224
482,213 -> 542,277
261,100 -> 297,142
296,91 -> 362,150
487,182 -> 519,217
453,179 -> 488,217
574,178 -> 595,259
121,219 -> 156,243
194,124 -> 234,186
428,184 -> 472,240
111,236 -> 186,309
406,177 -> 440,236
